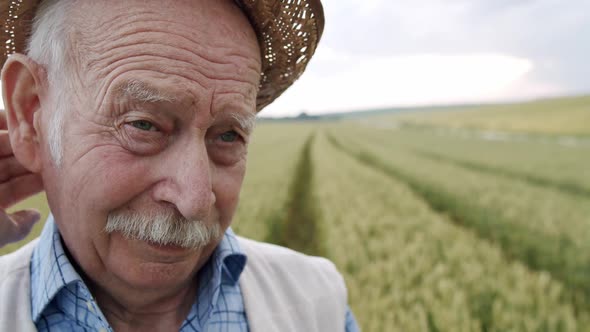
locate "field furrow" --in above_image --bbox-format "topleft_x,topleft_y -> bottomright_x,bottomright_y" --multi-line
411,148 -> 590,198
342,124 -> 590,193
264,133 -> 325,256
231,123 -> 314,240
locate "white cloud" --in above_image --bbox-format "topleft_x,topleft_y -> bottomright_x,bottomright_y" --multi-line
263,48 -> 559,117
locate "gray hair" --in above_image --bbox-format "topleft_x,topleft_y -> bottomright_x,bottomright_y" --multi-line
26,0 -> 74,166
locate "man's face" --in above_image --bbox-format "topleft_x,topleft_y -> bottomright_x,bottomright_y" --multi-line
38,0 -> 261,292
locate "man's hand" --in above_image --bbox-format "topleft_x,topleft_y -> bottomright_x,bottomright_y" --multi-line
0,110 -> 43,248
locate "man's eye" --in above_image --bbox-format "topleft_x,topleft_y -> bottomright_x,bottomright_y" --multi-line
130,120 -> 157,131
219,131 -> 239,143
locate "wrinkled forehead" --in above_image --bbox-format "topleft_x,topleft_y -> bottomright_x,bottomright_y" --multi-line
61,0 -> 262,112
67,0 -> 261,62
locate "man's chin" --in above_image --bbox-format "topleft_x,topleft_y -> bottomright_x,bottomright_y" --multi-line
103,232 -> 207,289
111,232 -> 199,263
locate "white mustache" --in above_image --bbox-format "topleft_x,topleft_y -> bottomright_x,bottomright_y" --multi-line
105,209 -> 221,250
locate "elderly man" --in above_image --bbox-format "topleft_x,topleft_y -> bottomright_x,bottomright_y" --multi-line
0,0 -> 359,331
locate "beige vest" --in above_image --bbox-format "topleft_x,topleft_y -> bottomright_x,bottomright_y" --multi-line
0,237 -> 347,332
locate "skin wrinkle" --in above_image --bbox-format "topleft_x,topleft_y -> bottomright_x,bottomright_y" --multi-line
88,53 -> 259,121
83,7 -> 252,50
80,94 -> 143,146
93,75 -> 254,161
110,78 -> 256,135
55,99 -> 118,168
115,69 -> 256,123
90,37 -> 258,73
60,96 -> 193,234
117,113 -> 167,154
75,11 -> 260,106
92,28 -> 256,68
94,46 -> 260,88
71,5 -> 260,122
95,67 -> 208,116
89,60 -> 258,140
67,91 -> 196,164
101,54 -> 258,94
80,12 -> 260,75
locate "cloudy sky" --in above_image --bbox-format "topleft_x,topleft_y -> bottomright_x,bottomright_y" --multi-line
263,0 -> 590,117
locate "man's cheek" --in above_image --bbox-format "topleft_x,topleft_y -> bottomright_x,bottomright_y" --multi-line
214,165 -> 246,222
67,149 -> 155,211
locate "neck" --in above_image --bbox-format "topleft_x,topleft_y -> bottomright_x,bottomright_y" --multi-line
92,276 -> 199,332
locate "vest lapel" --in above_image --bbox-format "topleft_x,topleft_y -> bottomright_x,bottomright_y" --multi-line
238,237 -> 321,332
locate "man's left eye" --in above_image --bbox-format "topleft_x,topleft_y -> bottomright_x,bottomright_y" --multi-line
130,120 -> 157,131
220,131 -> 239,143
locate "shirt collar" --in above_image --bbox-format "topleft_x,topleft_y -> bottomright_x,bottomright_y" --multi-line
215,227 -> 247,286
30,214 -> 248,324
190,227 -> 247,325
30,214 -> 84,322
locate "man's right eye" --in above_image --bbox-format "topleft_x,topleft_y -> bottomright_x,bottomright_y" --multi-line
130,120 -> 157,131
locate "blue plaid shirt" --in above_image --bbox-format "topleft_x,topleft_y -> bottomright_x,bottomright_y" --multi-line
30,215 -> 360,331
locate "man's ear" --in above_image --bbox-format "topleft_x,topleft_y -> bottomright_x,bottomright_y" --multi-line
1,54 -> 46,173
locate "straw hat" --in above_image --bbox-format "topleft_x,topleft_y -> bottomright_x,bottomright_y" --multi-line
0,0 -> 325,111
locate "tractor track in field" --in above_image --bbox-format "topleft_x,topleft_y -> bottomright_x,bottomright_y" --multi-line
326,132 -> 590,314
264,133 -> 326,257
411,149 -> 590,199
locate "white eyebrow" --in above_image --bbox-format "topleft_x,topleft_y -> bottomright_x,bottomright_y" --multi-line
118,79 -> 256,132
119,80 -> 177,103
231,112 -> 256,134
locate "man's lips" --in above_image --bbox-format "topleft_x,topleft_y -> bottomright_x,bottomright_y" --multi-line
145,241 -> 189,252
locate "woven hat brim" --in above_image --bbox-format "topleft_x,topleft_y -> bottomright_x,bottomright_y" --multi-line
0,0 -> 325,112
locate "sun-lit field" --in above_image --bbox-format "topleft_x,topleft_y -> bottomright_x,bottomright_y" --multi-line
4,96 -> 590,331
378,95 -> 590,136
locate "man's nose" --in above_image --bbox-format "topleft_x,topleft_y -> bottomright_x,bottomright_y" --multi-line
152,139 -> 216,221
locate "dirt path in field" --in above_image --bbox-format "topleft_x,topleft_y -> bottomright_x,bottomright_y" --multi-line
264,134 -> 326,257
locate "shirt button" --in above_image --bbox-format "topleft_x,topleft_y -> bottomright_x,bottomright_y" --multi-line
98,328 -> 107,332
86,301 -> 95,313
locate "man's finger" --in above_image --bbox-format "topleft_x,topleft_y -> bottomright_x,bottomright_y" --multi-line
0,110 -> 6,130
10,209 -> 40,237
0,209 -> 40,247
0,131 -> 13,157
10,209 -> 40,234
0,173 -> 44,209
0,156 -> 31,183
